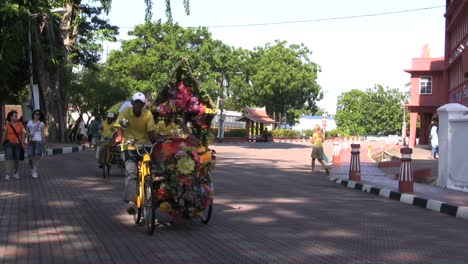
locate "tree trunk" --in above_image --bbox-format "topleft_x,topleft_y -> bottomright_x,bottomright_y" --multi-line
31,15 -> 69,143
30,3 -> 77,143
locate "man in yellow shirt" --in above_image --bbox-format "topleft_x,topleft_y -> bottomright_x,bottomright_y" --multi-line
114,92 -> 158,215
97,112 -> 116,168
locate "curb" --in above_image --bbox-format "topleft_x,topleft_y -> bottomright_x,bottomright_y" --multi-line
0,145 -> 86,162
331,178 -> 468,221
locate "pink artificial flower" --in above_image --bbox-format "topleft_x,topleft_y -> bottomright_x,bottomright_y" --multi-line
191,149 -> 200,165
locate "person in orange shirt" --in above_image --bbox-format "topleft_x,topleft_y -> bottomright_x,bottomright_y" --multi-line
1,110 -> 26,180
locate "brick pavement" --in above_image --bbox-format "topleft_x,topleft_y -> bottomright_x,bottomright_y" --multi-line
0,143 -> 468,263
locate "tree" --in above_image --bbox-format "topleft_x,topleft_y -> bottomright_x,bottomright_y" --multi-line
104,21 -> 228,100
249,40 -> 323,122
144,0 -> 190,22
69,68 -> 128,123
0,2 -> 29,105
20,0 -> 118,142
335,85 -> 407,135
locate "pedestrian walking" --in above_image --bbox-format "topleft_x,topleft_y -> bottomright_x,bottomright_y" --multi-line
89,117 -> 101,149
430,119 -> 439,159
1,110 -> 26,181
310,125 -> 330,174
26,109 -> 46,179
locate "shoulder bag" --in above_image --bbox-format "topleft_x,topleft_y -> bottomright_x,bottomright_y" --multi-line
8,123 -> 25,160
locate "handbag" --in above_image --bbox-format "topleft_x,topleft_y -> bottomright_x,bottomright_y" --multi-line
8,123 -> 25,161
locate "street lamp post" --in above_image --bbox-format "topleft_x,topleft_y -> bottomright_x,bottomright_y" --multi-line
402,103 -> 407,145
217,70 -> 226,143
322,113 -> 328,133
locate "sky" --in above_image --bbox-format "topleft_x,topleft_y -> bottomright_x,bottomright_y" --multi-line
104,0 -> 446,114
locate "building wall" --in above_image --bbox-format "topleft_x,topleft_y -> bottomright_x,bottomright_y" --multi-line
445,0 -> 468,106
409,71 -> 445,106
292,116 -> 336,132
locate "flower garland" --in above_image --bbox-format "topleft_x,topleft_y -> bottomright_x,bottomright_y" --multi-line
156,81 -> 216,129
153,136 -> 216,220
152,59 -> 217,222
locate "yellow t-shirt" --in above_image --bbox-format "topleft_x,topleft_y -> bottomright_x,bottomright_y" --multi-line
313,132 -> 323,147
113,107 -> 156,145
102,121 -> 114,139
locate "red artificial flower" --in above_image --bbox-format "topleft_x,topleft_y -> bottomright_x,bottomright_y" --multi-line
158,142 -> 181,162
157,188 -> 167,200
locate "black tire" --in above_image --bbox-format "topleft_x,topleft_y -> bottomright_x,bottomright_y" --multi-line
200,199 -> 213,224
133,170 -> 142,224
102,164 -> 106,178
133,207 -> 142,224
102,148 -> 110,178
143,176 -> 155,235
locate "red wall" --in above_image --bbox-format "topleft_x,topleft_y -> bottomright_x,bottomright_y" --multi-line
409,72 -> 445,107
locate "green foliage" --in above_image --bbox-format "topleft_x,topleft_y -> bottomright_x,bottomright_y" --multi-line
104,21 -> 223,100
223,128 -> 246,137
286,109 -> 302,126
327,129 -> 340,138
144,0 -> 190,22
303,129 -> 314,137
250,41 -> 323,117
70,68 -> 128,118
104,24 -> 324,124
271,128 -> 299,138
0,1 -> 29,102
335,85 -> 408,136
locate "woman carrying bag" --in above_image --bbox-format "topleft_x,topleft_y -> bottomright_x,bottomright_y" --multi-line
1,110 -> 26,181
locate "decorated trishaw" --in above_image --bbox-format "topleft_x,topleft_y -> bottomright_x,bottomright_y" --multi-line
147,59 -> 217,229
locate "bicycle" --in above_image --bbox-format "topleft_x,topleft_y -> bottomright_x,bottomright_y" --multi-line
100,138 -> 125,178
120,139 -> 160,235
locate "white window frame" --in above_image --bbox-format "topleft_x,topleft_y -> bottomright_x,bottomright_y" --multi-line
419,76 -> 432,95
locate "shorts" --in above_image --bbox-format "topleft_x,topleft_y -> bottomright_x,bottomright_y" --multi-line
28,141 -> 44,157
4,143 -> 22,160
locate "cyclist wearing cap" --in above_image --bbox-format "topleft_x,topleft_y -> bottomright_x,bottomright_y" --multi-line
97,112 -> 117,168
113,92 -> 158,215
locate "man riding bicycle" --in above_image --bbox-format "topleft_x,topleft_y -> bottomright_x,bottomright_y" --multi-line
114,92 -> 159,215
97,112 -> 117,168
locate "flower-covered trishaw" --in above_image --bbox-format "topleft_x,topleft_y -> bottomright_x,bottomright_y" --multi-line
141,59 -> 216,234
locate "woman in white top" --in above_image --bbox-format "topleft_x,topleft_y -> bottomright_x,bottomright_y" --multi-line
27,109 -> 46,179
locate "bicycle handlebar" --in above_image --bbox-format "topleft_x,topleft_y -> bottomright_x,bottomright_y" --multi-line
119,138 -> 165,156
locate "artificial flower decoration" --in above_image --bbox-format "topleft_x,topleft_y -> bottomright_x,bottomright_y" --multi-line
150,58 -> 217,223
159,202 -> 172,213
177,155 -> 195,175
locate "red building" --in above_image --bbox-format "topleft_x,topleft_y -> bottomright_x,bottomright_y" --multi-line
405,0 -> 468,147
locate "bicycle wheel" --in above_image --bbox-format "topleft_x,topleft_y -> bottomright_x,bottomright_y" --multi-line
133,207 -> 142,224
143,175 -> 155,235
102,148 -> 110,178
200,198 -> 213,224
133,174 -> 142,224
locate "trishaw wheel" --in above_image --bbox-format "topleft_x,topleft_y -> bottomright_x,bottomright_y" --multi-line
143,176 -> 155,235
200,199 -> 213,224
106,164 -> 111,177
133,207 -> 142,224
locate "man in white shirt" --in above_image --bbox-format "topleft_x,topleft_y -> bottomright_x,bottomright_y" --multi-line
430,120 -> 438,159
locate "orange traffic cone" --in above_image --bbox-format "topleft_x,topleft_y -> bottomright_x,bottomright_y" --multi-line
332,140 -> 341,164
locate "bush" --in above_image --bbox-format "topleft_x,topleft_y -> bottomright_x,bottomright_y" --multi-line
211,128 -> 246,138
224,128 -> 246,137
327,129 -> 340,138
271,128 -> 299,138
303,129 -> 314,137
